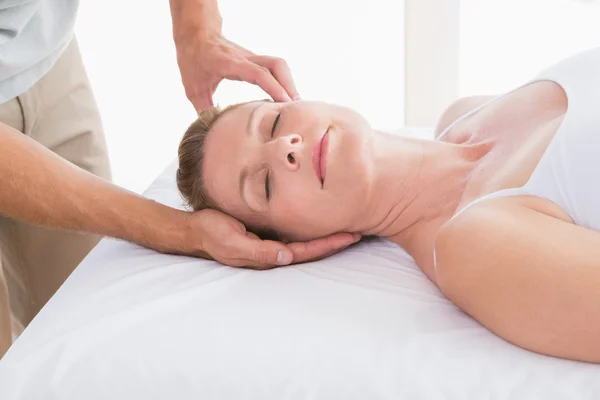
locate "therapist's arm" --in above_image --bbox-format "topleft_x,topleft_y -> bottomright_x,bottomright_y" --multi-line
0,121 -> 191,254
0,122 -> 358,269
168,0 -> 300,112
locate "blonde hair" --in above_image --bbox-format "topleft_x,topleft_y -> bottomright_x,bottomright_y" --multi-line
177,103 -> 242,212
176,100 -> 279,240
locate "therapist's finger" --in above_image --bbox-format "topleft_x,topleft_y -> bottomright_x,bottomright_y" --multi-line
230,41 -> 255,57
246,231 -> 261,240
250,55 -> 300,101
287,233 -> 361,264
191,93 -> 215,114
228,60 -> 292,103
229,235 -> 293,270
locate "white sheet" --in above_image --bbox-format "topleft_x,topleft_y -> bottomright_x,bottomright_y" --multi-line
0,129 -> 599,399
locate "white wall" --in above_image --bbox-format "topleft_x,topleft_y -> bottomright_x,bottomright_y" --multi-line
216,0 -> 405,132
404,0 -> 459,127
75,1 -> 405,193
70,1 -> 600,192
459,0 -> 600,96
75,1 -> 194,194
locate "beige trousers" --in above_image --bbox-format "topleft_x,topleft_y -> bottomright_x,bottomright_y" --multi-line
0,38 -> 111,358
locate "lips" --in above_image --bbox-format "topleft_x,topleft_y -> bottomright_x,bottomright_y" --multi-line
312,127 -> 330,186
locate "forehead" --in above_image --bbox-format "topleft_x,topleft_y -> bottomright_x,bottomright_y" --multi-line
201,101 -> 262,217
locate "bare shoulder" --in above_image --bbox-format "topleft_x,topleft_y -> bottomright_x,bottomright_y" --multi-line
433,199 -> 600,362
434,96 -> 494,139
433,201 -> 506,290
433,199 -> 552,295
434,197 -> 580,287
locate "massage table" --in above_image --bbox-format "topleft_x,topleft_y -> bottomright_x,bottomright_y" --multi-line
0,129 -> 598,399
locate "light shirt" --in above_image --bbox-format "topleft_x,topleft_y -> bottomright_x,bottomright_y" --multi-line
0,0 -> 78,105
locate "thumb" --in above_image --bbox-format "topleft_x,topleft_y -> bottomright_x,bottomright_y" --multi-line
235,237 -> 294,269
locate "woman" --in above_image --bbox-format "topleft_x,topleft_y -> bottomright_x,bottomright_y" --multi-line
177,48 -> 600,363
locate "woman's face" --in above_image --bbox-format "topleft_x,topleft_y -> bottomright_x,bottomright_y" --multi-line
202,100 -> 374,241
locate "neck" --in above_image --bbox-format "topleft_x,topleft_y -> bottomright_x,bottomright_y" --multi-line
353,130 -> 490,256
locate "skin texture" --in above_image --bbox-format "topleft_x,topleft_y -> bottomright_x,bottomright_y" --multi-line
0,121 -> 190,255
202,99 -> 480,268
202,81 -> 600,363
202,100 -> 374,242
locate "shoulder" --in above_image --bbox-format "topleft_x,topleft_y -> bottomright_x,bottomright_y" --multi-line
434,95 -> 494,139
433,201 -> 531,294
434,198 -> 600,362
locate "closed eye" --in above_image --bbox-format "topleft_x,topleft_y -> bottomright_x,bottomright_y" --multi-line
271,112 -> 281,138
264,170 -> 271,200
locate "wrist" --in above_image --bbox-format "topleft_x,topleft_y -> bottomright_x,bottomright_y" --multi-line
170,0 -> 222,44
108,193 -> 194,255
149,203 -> 199,255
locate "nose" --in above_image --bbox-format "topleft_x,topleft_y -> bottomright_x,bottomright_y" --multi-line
273,133 -> 303,171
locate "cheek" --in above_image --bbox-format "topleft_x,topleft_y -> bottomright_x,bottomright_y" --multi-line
271,183 -> 356,241
274,185 -> 320,220
271,187 -> 323,238
331,106 -> 371,132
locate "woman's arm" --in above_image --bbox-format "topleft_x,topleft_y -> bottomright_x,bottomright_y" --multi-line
434,96 -> 493,138
434,201 -> 600,363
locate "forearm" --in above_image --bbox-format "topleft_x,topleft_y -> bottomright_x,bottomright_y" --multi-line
0,122 -> 191,255
169,0 -> 222,41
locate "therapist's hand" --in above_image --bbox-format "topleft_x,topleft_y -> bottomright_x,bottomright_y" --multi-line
186,209 -> 361,270
175,32 -> 300,113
